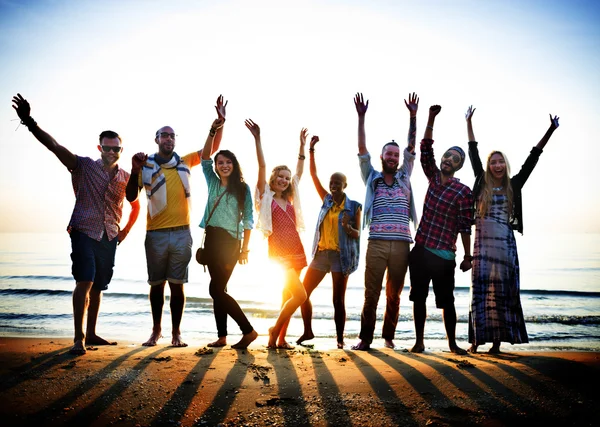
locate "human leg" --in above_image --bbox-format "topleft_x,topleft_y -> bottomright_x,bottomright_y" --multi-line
297,266 -> 328,344
268,268 -> 306,349
168,282 -> 187,347
85,289 -> 116,345
408,246 -> 431,353
382,241 -> 409,349
72,281 -> 93,354
144,231 -> 170,346
164,229 -> 192,346
331,272 -> 349,348
143,282 -> 166,346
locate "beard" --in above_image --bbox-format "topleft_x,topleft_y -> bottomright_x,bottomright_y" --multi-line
440,161 -> 458,177
381,159 -> 398,174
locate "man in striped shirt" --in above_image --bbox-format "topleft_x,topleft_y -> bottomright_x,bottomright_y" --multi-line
12,93 -> 141,355
409,104 -> 474,355
351,92 -> 419,351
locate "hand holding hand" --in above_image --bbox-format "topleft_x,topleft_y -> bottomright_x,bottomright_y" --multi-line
354,92 -> 369,116
465,105 -> 476,121
245,119 -> 260,138
12,93 -> 31,121
429,105 -> 442,116
131,152 -> 148,173
117,229 -> 129,245
404,92 -> 419,117
211,118 -> 225,131
215,94 -> 228,120
549,114 -> 559,129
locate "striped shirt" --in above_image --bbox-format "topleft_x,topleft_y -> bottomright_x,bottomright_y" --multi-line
68,156 -> 130,242
369,178 -> 412,242
415,139 -> 473,252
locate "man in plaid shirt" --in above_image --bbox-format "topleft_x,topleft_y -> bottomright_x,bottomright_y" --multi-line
409,104 -> 473,355
12,93 -> 140,356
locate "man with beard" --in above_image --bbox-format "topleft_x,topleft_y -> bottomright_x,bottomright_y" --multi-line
409,104 -> 473,355
12,93 -> 141,355
126,95 -> 227,348
351,92 -> 419,350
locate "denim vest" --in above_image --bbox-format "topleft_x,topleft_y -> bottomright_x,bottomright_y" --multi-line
311,194 -> 362,276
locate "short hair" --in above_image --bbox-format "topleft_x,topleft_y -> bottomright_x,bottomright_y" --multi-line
381,140 -> 399,154
99,130 -> 121,143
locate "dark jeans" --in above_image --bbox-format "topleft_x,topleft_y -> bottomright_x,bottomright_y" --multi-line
205,226 -> 253,336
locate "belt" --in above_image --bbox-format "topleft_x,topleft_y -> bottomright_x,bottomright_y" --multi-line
148,225 -> 190,233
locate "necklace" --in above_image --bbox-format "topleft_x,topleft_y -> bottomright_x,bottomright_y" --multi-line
493,186 -> 503,191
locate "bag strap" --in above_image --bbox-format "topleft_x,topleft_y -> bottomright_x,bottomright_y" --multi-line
201,189 -> 228,247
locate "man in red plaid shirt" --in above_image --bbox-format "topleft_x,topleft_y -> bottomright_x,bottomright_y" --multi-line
12,93 -> 140,356
409,104 -> 473,355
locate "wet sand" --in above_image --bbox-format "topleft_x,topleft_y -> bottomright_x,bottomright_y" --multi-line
0,337 -> 598,426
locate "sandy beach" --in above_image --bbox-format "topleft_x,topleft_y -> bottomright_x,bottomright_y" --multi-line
0,337 -> 598,427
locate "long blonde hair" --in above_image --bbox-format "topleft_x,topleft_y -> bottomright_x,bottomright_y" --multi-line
478,151 -> 513,218
269,165 -> 295,202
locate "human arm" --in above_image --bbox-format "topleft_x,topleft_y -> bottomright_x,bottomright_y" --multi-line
536,114 -> 559,150
117,198 -> 141,244
341,206 -> 361,239
458,188 -> 474,272
459,232 -> 472,272
296,128 -> 307,179
354,92 -> 369,156
203,94 -> 227,156
239,229 -> 251,264
420,105 -> 442,179
308,135 -> 328,201
404,92 -> 419,154
246,119 -> 267,197
126,152 -> 147,202
12,93 -> 77,171
201,118 -> 225,161
466,106 -> 484,178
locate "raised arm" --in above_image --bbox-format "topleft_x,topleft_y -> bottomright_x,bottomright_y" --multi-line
420,105 -> 442,179
126,152 -> 148,202
201,118 -> 225,161
308,135 -> 328,201
246,119 -> 266,196
404,92 -> 419,154
12,93 -> 77,171
354,92 -> 369,155
465,105 -> 476,142
536,114 -> 560,150
465,106 -> 483,177
209,94 -> 228,155
296,128 -> 307,179
118,198 -> 141,244
424,105 -> 440,140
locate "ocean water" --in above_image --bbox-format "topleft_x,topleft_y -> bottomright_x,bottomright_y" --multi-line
0,232 -> 598,351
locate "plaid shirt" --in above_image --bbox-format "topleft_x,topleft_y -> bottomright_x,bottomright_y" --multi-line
68,156 -> 130,242
415,139 -> 473,252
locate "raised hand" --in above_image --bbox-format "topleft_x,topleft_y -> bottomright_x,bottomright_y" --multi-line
245,119 -> 260,138
465,105 -> 476,121
12,93 -> 31,121
429,105 -> 442,116
300,128 -> 309,146
309,135 -> 319,150
404,92 -> 419,117
549,114 -> 559,129
131,152 -> 148,173
211,118 -> 225,131
215,94 -> 228,120
354,92 -> 369,116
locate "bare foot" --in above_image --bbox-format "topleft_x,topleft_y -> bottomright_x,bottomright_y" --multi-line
277,341 -> 294,350
384,339 -> 395,349
296,332 -> 314,345
450,345 -> 467,355
142,332 -> 162,347
232,330 -> 258,349
85,334 -> 117,346
410,342 -> 425,353
351,340 -> 370,351
337,341 -> 345,349
488,344 -> 501,354
69,340 -> 86,355
207,337 -> 227,348
467,344 -> 478,354
266,327 -> 277,349
171,334 -> 188,347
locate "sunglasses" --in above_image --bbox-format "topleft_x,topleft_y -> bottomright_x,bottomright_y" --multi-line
159,132 -> 177,139
443,152 -> 461,164
101,146 -> 122,153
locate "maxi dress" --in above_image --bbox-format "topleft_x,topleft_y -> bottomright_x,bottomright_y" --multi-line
268,200 -> 307,271
468,193 -> 528,346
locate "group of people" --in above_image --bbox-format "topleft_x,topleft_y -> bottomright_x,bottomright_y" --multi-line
12,92 -> 559,356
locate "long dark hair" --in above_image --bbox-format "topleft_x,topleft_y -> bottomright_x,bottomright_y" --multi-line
214,150 -> 247,209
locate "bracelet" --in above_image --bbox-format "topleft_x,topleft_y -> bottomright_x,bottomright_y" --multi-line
209,128 -> 217,137
298,154 -> 305,160
426,125 -> 434,131
21,116 -> 37,130
309,148 -> 315,153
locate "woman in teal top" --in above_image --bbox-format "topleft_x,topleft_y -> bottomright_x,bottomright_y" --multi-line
200,117 -> 257,350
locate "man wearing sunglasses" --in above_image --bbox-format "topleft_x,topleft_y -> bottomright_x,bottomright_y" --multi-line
409,104 -> 474,355
12,93 -> 141,356
125,95 -> 227,348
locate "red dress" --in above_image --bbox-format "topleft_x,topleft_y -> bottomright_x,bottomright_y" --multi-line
268,200 -> 307,270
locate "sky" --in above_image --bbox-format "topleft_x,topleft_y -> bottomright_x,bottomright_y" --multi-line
1,0 -> 599,237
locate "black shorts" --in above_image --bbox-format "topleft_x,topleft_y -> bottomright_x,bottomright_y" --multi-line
408,245 -> 456,308
70,229 -> 118,291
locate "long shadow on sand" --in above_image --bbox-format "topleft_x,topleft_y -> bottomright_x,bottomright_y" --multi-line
344,350 -> 418,426
149,347 -> 219,426
193,349 -> 256,426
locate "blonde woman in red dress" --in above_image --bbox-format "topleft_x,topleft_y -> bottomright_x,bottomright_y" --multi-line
247,120 -> 308,349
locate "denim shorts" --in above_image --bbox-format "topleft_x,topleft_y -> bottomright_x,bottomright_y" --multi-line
308,249 -> 343,273
145,228 -> 193,286
70,229 -> 118,291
